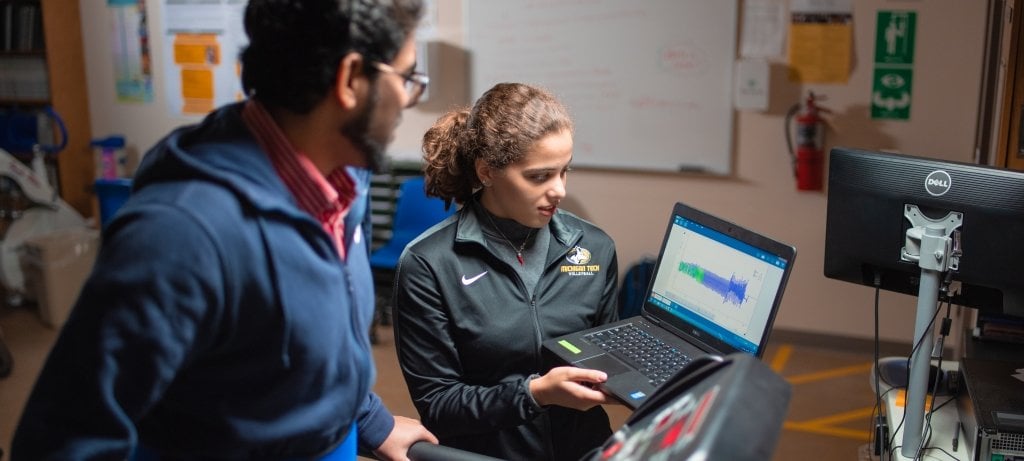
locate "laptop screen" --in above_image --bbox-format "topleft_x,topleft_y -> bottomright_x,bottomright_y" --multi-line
646,213 -> 791,355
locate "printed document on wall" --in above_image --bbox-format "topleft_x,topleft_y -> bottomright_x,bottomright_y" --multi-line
787,0 -> 853,83
161,0 -> 247,117
740,0 -> 785,59
109,0 -> 153,103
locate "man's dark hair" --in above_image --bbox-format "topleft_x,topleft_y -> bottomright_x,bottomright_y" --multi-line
240,0 -> 423,114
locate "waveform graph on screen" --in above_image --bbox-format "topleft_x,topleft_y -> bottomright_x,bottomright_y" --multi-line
655,235 -> 767,335
678,261 -> 749,307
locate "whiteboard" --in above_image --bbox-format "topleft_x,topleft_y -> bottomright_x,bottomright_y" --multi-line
467,0 -> 738,174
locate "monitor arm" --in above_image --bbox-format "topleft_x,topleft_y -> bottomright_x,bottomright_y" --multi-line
898,204 -> 962,459
900,205 -> 962,272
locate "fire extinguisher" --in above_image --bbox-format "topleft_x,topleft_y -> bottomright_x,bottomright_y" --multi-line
785,91 -> 829,191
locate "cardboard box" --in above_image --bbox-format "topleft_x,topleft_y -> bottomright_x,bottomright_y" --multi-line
19,227 -> 98,328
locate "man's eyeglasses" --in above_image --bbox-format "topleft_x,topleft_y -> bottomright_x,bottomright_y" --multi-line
373,62 -> 429,108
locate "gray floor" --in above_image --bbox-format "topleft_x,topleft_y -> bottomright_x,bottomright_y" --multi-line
1,303 -> 891,460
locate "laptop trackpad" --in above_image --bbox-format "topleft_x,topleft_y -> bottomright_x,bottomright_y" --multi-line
575,354 -> 632,376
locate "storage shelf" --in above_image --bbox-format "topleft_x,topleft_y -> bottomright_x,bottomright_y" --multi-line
0,0 -> 93,216
0,50 -> 45,57
0,98 -> 48,106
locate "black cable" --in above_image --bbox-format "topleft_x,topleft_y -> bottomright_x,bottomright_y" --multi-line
927,445 -> 963,461
932,396 -> 956,412
874,275 -> 960,461
885,386 -> 905,461
900,296 -> 944,460
920,422 -> 933,459
891,443 -> 962,461
871,276 -> 885,457
916,298 -> 955,458
896,443 -> 962,461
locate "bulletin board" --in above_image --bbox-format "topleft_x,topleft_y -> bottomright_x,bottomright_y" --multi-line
466,0 -> 738,174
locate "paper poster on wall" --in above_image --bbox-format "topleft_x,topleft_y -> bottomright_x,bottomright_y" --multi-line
740,0 -> 786,59
871,11 -> 916,120
109,0 -> 153,103
160,0 -> 246,117
787,0 -> 852,83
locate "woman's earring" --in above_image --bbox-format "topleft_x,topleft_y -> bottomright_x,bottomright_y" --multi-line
482,181 -> 492,187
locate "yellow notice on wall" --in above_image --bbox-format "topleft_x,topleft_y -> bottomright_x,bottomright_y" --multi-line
161,0 -> 247,117
173,33 -> 219,115
173,34 -> 221,66
787,17 -> 852,83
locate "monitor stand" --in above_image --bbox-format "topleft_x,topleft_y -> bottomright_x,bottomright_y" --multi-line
898,205 -> 962,458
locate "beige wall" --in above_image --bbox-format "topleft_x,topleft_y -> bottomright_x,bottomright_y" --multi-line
78,0 -> 988,343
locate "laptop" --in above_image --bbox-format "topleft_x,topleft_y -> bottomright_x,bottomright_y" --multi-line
542,202 -> 796,409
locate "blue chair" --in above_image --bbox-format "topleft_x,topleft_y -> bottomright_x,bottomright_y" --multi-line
368,177 -> 454,341
369,176 -> 454,271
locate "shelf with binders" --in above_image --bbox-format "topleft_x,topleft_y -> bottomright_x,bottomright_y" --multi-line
0,0 -> 94,217
0,0 -> 45,54
0,54 -> 48,102
0,0 -> 47,104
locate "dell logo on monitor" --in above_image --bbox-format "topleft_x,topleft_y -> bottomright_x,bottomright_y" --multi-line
925,170 -> 951,196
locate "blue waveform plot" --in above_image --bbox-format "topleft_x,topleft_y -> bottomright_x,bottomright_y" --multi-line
679,261 -> 749,307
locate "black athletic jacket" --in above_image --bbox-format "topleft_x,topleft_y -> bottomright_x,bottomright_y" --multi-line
393,202 -> 620,461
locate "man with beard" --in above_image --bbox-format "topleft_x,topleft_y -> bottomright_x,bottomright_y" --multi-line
11,1 -> 437,460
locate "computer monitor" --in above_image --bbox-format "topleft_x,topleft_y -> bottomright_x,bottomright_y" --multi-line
824,147 -> 1024,318
824,146 -> 1024,458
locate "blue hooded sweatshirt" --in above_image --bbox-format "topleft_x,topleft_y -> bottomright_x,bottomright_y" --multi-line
12,102 -> 393,460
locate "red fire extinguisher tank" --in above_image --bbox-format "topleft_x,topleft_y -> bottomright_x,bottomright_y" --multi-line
785,92 -> 828,191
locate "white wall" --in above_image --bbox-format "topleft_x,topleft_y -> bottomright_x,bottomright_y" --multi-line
77,0 -> 988,344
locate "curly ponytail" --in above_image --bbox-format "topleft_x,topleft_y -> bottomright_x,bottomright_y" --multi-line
420,82 -> 572,207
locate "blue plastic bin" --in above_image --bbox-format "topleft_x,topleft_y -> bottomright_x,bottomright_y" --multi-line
94,178 -> 132,229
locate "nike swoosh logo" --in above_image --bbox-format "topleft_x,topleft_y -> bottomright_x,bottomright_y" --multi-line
461,271 -> 489,286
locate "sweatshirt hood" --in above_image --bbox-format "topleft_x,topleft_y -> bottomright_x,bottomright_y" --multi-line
132,102 -> 303,219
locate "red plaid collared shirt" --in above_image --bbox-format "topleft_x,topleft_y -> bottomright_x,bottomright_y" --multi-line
241,100 -> 356,260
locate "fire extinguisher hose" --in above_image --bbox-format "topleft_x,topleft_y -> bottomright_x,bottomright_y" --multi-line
784,103 -> 801,176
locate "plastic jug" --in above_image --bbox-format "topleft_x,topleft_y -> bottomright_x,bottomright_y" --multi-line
90,135 -> 127,179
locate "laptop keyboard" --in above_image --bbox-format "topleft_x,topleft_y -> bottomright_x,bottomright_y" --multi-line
582,324 -> 691,387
